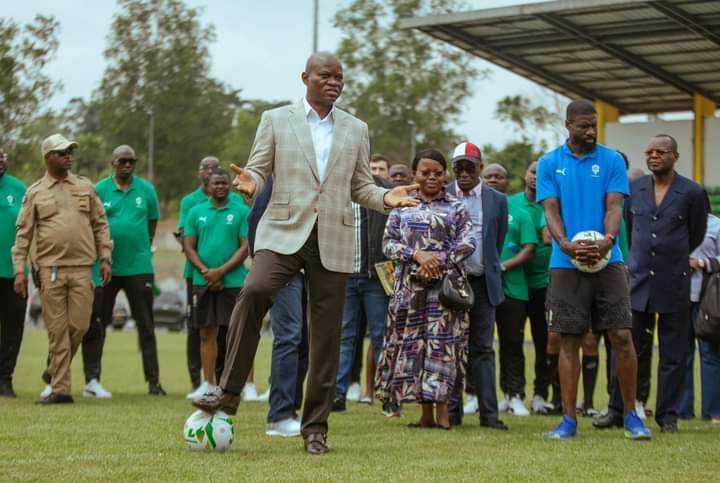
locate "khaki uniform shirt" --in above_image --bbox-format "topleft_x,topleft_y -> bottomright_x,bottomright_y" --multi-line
12,171 -> 112,274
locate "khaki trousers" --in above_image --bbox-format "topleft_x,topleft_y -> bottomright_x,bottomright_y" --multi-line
39,266 -> 93,395
220,226 -> 348,437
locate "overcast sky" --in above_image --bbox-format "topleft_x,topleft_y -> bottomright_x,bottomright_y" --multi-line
5,0 -> 564,155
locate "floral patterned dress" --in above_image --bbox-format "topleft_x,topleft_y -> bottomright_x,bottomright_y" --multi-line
375,191 -> 475,404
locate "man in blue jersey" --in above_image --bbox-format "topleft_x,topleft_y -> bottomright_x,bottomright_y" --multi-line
537,99 -> 650,440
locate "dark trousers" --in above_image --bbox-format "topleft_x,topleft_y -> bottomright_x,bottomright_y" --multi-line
186,278 -> 201,387
220,227 -> 348,437
350,315 -> 367,385
0,278 -> 26,384
527,287 -> 550,400
496,296 -> 527,399
80,287 -> 105,382
268,273 -> 308,423
449,275 -> 499,423
99,274 -> 160,384
608,309 -> 689,425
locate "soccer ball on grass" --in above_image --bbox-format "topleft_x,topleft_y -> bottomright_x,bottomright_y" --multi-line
184,410 -> 234,452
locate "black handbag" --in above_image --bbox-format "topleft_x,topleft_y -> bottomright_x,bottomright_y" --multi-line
438,263 -> 474,311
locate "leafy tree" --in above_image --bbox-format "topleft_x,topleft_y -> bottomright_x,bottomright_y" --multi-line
221,99 -> 290,166
482,141 -> 542,195
333,0 -> 483,164
93,0 -> 240,201
0,14 -> 61,147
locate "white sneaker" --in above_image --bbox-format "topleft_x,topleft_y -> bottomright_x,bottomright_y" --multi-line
186,381 -> 215,401
635,400 -> 647,420
463,395 -> 479,414
498,395 -> 510,412
531,395 -> 548,414
83,378 -> 112,398
257,388 -> 270,401
40,384 -> 52,398
242,382 -> 259,401
266,417 -> 301,437
346,382 -> 361,402
508,396 -> 530,416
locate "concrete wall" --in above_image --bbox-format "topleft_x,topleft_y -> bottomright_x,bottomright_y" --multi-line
605,118 -> 720,186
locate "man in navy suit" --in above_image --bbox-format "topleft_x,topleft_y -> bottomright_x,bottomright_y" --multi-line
595,134 -> 707,433
446,142 -> 509,430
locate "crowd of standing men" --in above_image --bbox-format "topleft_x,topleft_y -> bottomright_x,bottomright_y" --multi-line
1,52 -> 719,457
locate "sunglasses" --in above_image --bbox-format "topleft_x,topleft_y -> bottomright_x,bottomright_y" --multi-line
117,158 -> 137,165
52,147 -> 75,157
644,149 -> 674,157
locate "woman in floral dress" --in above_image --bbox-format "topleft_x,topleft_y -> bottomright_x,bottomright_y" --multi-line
376,148 -> 475,429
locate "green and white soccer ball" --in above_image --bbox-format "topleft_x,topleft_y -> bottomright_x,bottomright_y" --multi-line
570,230 -> 610,273
184,410 -> 234,452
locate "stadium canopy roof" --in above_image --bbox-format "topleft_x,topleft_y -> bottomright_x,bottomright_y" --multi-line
399,0 -> 720,114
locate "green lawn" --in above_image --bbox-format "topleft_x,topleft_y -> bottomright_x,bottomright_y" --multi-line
2,329 -> 717,482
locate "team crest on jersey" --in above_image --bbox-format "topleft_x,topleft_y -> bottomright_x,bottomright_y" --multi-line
226,214 -> 234,225
591,164 -> 601,177
6,195 -> 14,206
135,196 -> 143,207
198,216 -> 208,223
508,214 -> 514,224
104,201 -> 112,208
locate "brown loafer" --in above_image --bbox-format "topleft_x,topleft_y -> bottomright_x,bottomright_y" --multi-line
191,389 -> 240,415
303,432 -> 329,455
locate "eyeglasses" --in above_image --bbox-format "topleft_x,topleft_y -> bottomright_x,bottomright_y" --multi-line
117,158 -> 137,165
52,147 -> 74,157
454,165 -> 477,174
644,149 -> 674,157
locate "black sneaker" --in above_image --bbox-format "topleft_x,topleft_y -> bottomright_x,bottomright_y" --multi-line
0,380 -> 16,398
331,398 -> 347,413
148,382 -> 167,396
34,393 -> 74,405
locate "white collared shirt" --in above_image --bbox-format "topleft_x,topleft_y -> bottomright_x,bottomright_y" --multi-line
303,97 -> 335,180
454,181 -> 484,276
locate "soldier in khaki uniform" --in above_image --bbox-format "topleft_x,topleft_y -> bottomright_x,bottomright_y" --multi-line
12,134 -> 112,405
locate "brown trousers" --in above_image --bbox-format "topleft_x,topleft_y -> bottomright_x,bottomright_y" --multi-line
220,227 -> 348,436
39,266 -> 93,395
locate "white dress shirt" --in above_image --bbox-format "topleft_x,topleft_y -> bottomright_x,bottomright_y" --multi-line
303,97 -> 335,180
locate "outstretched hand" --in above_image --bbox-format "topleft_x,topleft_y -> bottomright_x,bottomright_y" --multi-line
384,184 -> 420,208
229,163 -> 257,197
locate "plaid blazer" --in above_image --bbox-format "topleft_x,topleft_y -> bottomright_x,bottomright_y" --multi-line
246,100 -> 387,273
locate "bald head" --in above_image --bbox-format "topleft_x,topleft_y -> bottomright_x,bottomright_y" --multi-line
198,156 -> 220,185
482,163 -> 509,193
302,52 -> 343,114
111,144 -> 137,181
305,52 -> 341,73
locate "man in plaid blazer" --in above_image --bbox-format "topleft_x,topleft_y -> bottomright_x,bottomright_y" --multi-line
193,52 -> 418,455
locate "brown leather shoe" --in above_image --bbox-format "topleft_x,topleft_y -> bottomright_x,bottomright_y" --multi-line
191,389 -> 240,415
303,433 -> 329,455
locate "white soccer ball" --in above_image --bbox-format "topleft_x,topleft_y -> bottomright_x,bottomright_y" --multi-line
570,230 -> 610,274
184,410 -> 234,452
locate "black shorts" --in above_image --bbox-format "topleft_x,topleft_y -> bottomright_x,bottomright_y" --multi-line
191,286 -> 240,330
546,263 -> 632,335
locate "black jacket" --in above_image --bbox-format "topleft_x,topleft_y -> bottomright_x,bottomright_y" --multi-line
626,173 -> 707,313
361,175 -> 393,279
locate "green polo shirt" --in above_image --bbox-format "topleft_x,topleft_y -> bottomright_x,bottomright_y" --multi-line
0,175 -> 27,278
96,176 -> 160,276
508,192 -> 551,290
184,199 -> 249,288
500,203 -> 538,301
178,187 -> 245,279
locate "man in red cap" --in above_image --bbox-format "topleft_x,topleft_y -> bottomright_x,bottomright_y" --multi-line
445,142 -> 509,430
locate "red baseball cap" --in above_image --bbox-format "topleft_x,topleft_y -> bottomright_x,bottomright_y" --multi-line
452,142 -> 482,164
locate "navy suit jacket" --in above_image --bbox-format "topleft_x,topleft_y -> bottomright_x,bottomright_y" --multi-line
447,183 -> 508,307
626,173 -> 707,313
247,176 -> 273,257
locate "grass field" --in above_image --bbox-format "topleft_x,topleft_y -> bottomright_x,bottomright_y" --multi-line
2,328 -> 717,482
